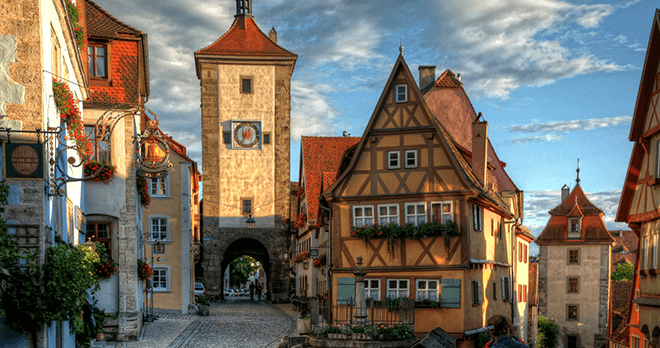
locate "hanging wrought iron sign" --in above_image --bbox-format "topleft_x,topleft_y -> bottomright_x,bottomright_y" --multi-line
4,143 -> 45,179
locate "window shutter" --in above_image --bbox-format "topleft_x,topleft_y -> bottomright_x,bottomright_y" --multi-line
441,279 -> 460,308
501,276 -> 506,301
477,281 -> 483,304
337,277 -> 356,305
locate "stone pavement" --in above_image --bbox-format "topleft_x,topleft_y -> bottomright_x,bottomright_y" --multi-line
105,296 -> 297,348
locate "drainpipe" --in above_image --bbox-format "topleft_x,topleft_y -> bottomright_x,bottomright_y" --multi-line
319,197 -> 332,301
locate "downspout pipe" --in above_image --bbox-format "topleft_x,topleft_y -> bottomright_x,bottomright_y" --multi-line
319,197 -> 332,300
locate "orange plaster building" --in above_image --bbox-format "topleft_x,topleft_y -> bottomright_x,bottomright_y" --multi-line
321,53 -> 526,344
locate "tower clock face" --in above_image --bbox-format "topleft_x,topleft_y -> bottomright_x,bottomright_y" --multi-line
232,122 -> 261,149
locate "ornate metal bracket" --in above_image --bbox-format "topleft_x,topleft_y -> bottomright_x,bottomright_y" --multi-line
50,105 -> 172,196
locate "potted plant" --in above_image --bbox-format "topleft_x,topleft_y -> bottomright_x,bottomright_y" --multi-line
296,313 -> 311,334
137,259 -> 153,282
196,295 -> 211,316
92,307 -> 107,341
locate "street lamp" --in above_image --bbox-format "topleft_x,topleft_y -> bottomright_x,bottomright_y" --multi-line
246,215 -> 255,229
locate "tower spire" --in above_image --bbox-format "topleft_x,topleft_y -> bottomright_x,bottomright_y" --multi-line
576,158 -> 580,186
235,0 -> 254,18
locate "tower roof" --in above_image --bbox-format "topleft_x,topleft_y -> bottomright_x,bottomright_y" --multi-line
195,16 -> 296,58
536,185 -> 614,245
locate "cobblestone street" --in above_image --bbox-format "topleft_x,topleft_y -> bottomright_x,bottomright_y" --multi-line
108,297 -> 296,348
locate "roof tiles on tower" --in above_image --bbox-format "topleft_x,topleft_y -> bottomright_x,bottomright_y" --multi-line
196,17 -> 296,57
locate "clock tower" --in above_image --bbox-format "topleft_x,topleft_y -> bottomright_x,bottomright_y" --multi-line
194,0 -> 297,301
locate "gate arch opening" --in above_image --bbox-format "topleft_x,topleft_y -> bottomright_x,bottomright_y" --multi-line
220,238 -> 273,301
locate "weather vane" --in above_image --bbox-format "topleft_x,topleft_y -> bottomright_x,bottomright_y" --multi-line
399,39 -> 404,54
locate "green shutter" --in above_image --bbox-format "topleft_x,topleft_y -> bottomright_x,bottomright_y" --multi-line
441,278 -> 460,308
337,277 -> 356,305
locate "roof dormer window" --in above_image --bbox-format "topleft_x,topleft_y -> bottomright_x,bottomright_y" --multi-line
568,218 -> 581,239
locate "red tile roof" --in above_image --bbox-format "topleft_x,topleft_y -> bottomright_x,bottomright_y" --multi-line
300,136 -> 361,225
85,0 -> 141,38
609,280 -> 633,344
435,70 -> 463,88
610,230 -> 637,266
87,40 -> 140,105
536,185 -> 615,245
196,17 -> 296,57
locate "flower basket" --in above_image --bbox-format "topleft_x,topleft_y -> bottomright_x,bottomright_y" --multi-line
294,251 -> 310,263
95,258 -> 117,279
84,160 -> 116,184
137,259 -> 153,281
313,254 -> 326,268
293,214 -> 307,229
136,174 -> 151,207
53,79 -> 93,158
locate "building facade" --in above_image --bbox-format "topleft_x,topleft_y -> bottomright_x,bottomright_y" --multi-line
322,54 -> 525,344
537,182 -> 615,348
616,9 -> 660,348
0,0 -> 89,346
81,0 -> 150,340
195,0 -> 296,302
142,134 -> 200,313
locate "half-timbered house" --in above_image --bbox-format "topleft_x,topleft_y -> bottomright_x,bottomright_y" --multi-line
616,9 -> 660,348
322,53 -> 525,343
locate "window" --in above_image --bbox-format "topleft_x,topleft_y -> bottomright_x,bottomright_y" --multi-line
473,205 -> 482,231
635,289 -> 640,311
395,84 -> 407,103
364,279 -> 380,300
501,276 -> 510,301
523,285 -> 527,302
85,125 -> 110,162
632,336 -> 640,348
652,233 -> 658,269
378,204 -> 399,225
337,277 -> 356,305
152,267 -> 170,292
241,77 -> 252,93
404,150 -> 417,168
499,220 -> 503,240
440,278 -> 460,308
86,222 -> 112,258
353,206 -> 374,227
656,139 -> 660,178
524,244 -> 528,263
387,279 -> 409,299
567,277 -> 578,293
568,218 -> 581,239
263,133 -> 270,144
416,279 -> 439,301
149,216 -> 169,241
472,281 -> 483,305
431,202 -> 453,224
51,28 -> 61,77
491,218 -> 495,236
567,335 -> 579,348
388,151 -> 400,169
567,304 -> 578,321
518,242 -> 523,262
493,282 -> 497,300
150,175 -> 168,197
223,131 -> 231,144
568,249 -> 579,265
405,202 -> 426,226
242,199 -> 252,214
642,236 -> 649,269
88,44 -> 107,78
518,284 -> 522,302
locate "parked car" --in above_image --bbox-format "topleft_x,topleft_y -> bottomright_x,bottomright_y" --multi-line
194,282 -> 206,298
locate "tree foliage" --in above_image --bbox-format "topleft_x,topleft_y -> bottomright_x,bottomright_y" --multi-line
229,256 -> 260,286
611,262 -> 634,281
538,316 -> 559,348
0,182 -> 99,347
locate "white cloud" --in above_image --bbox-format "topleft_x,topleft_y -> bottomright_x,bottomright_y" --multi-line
503,116 -> 632,133
512,134 -> 563,144
290,81 -> 343,141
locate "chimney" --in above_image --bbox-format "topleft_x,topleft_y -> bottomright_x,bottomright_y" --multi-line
418,66 -> 436,91
269,27 -> 277,43
456,73 -> 462,81
471,112 -> 488,186
561,184 -> 569,203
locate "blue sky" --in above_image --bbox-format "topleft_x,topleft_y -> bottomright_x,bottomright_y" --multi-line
95,0 -> 656,254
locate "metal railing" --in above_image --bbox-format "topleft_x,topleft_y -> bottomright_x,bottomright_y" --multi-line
308,298 -> 415,341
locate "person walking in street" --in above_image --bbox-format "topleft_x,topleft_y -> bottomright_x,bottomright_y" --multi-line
256,283 -> 262,301
249,282 -> 255,301
484,315 -> 528,348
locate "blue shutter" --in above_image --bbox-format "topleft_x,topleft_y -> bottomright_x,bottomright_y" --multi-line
337,277 -> 356,305
441,279 -> 461,308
